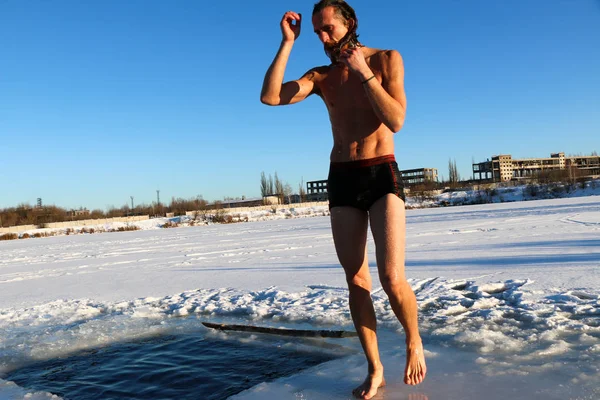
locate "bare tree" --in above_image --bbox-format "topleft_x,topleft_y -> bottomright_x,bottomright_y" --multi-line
283,183 -> 293,204
448,158 -> 460,184
274,172 -> 284,203
260,172 -> 269,197
298,178 -> 306,202
268,174 -> 275,196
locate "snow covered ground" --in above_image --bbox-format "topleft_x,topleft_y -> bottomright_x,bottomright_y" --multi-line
1,194 -> 599,399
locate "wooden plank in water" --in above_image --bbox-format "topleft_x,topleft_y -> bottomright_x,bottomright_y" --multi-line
202,321 -> 358,338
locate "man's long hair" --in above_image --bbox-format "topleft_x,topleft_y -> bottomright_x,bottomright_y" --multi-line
313,0 -> 363,63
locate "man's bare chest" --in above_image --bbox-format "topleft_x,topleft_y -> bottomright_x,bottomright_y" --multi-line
318,68 -> 376,111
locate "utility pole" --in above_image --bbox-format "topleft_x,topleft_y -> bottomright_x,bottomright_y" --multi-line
156,190 -> 160,206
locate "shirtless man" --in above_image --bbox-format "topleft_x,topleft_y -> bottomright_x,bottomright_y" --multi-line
260,1 -> 426,398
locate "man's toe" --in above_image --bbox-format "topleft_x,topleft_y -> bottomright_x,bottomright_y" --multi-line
364,387 -> 378,399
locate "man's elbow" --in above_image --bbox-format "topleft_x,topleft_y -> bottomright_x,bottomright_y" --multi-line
260,95 -> 279,106
389,117 -> 405,133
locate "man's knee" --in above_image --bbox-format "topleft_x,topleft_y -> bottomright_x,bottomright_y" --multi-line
379,274 -> 409,296
346,273 -> 372,292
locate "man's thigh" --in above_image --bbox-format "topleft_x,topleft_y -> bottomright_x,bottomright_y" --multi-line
330,206 -> 369,274
368,194 -> 406,276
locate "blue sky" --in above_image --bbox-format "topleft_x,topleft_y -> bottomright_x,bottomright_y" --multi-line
1,0 -> 598,210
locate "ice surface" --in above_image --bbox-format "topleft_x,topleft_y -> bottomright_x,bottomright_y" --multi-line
1,196 -> 599,398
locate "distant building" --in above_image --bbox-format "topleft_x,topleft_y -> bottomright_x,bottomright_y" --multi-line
400,168 -> 438,186
67,208 -> 90,218
473,152 -> 600,182
306,180 -> 328,201
288,194 -> 302,204
220,196 -> 280,208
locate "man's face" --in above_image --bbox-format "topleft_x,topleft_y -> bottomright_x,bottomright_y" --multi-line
312,6 -> 350,47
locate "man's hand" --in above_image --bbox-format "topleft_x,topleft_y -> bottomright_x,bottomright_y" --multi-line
340,47 -> 370,77
280,11 -> 302,43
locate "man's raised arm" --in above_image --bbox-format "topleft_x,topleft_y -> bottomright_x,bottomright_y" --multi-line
260,11 -> 317,106
339,47 -> 407,132
360,50 -> 407,133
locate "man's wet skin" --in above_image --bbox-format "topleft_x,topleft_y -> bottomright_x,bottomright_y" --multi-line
260,3 -> 427,398
353,367 -> 385,399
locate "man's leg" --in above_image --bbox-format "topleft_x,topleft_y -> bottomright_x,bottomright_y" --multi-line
369,194 -> 427,385
330,206 -> 385,400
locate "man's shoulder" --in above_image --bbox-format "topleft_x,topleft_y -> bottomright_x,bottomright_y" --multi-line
367,48 -> 404,77
301,65 -> 332,81
369,48 -> 402,62
307,65 -> 332,75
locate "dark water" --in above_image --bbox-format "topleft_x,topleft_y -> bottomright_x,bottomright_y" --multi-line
6,333 -> 337,399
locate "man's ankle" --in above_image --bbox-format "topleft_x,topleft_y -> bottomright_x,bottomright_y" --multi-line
368,361 -> 384,373
405,336 -> 423,347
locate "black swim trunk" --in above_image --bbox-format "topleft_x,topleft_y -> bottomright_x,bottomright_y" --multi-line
327,155 -> 406,211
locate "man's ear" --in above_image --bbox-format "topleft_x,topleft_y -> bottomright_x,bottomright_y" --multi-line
347,18 -> 355,30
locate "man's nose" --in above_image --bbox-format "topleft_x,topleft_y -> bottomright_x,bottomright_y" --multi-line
318,32 -> 329,43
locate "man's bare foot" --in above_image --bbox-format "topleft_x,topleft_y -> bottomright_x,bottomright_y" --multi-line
405,341 -> 427,385
352,368 -> 386,399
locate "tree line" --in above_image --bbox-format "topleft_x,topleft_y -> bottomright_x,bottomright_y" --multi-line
260,171 -> 306,204
1,172 -> 311,228
0,196 -> 218,228
2,171 -> 310,228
